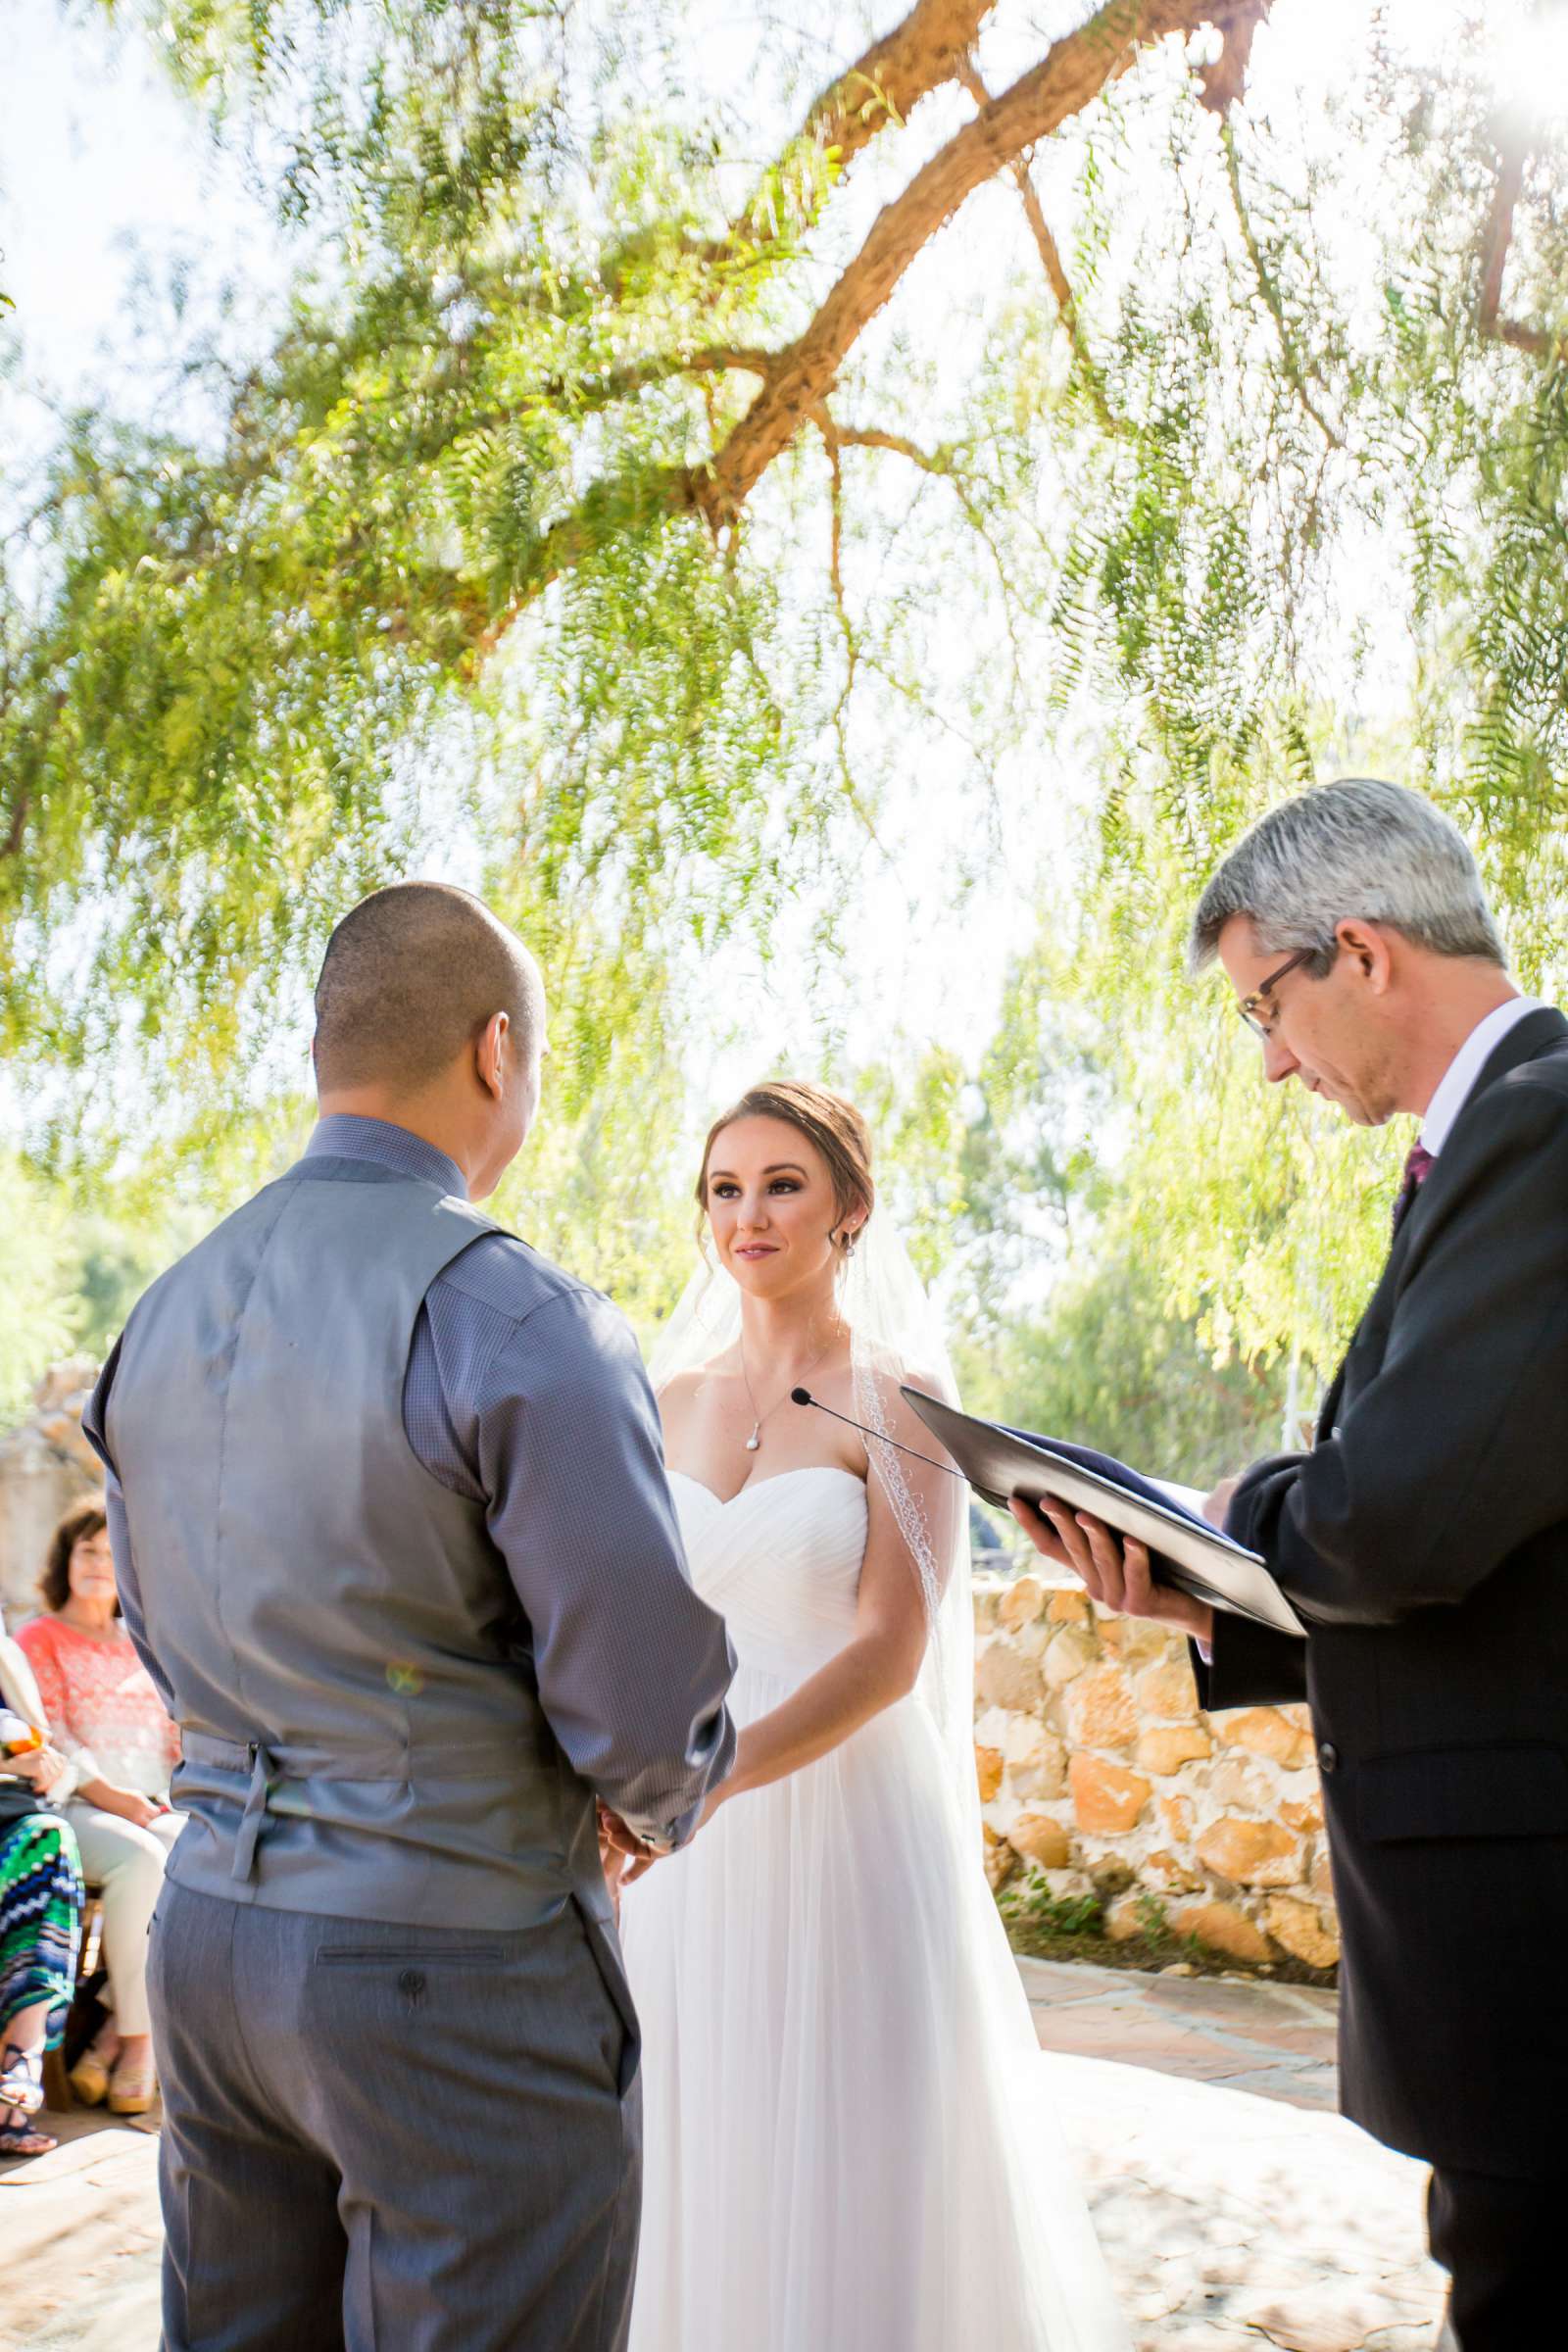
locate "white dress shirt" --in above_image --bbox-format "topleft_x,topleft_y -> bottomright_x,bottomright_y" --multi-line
1418,995 -> 1541,1157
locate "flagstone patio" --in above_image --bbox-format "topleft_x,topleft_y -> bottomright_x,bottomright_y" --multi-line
0,1958 -> 1445,2352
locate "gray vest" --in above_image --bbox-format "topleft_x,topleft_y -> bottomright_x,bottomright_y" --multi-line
108,1162 -> 605,1932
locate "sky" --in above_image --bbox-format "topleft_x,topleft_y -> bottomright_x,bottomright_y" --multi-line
3,7 -> 286,453
3,0 -> 1560,1159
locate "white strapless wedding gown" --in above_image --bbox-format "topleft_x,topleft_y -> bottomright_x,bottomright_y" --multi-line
619,1467 -> 1130,2352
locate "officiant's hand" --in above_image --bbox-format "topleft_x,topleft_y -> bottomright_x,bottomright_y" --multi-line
1201,1476 -> 1241,1530
1009,1495 -> 1215,1645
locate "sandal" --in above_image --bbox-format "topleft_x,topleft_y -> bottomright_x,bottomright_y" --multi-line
108,2052 -> 157,2116
69,2051 -> 110,2105
69,2032 -> 118,2108
0,2042 -> 44,2120
0,2106 -> 57,2159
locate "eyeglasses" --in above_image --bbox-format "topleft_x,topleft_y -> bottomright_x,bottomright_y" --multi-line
1236,948 -> 1316,1039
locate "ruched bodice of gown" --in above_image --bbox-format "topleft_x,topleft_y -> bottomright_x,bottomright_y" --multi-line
666,1467 -> 867,1686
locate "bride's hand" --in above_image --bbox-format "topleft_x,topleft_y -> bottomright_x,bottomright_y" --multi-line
1008,1495 -> 1214,1644
596,1807 -> 624,1917
598,1803 -> 664,1894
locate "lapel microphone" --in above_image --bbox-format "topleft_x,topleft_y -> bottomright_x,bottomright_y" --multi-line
790,1389 -> 966,1480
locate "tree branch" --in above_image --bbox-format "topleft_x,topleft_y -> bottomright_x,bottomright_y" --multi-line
811,407 -> 864,799
1196,2 -> 1263,114
825,416 -> 1029,696
1478,124 -> 1555,359
955,56 -> 1075,317
481,1 -> 1274,646
955,53 -> 1125,434
1220,120 -> 1344,450
831,424 -> 952,468
699,0 -> 1276,530
601,1 -> 1000,292
2,787 -> 29,861
543,343 -> 780,415
1494,315 -> 1552,356
470,464 -> 694,655
798,0 -> 1000,171
1479,142 -> 1526,335
704,0 -> 1002,268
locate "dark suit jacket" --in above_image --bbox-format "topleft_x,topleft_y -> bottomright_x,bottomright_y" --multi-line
1200,1004 -> 1568,2179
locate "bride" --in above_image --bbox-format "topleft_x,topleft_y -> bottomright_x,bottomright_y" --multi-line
618,1080 -> 1128,2351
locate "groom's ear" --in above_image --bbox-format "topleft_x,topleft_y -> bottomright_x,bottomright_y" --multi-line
474,1008 -> 510,1100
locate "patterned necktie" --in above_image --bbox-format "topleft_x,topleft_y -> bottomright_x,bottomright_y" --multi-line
1391,1141 -> 1434,1236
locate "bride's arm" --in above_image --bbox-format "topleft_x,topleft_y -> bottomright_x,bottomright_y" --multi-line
705,1394 -> 959,1810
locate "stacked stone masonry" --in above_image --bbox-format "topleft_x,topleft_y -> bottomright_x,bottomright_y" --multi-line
0,1361 -> 103,1624
974,1571 -> 1339,1972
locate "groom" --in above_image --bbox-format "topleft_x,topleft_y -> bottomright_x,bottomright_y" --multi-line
83,882 -> 737,2351
1014,779 -> 1567,2351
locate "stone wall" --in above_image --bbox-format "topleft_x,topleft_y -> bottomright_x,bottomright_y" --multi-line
973,1571 -> 1339,1972
0,1361 -> 103,1625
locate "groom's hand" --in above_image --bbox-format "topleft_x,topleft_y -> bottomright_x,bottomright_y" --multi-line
1008,1495 -> 1214,1645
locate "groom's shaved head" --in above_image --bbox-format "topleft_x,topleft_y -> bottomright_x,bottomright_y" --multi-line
314,882 -> 544,1095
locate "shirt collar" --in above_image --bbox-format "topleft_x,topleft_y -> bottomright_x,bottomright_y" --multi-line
305,1113 -> 469,1200
1419,996 -> 1541,1157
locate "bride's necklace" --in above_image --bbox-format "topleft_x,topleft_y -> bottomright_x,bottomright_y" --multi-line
739,1334 -> 833,1453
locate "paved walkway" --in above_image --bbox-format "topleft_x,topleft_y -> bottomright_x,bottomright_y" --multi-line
0,2102 -> 162,2351
1,1962 -> 1445,2352
1019,1956 -> 1342,2109
1018,1959 -> 1444,2351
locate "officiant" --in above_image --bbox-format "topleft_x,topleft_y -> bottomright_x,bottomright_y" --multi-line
1011,777 -> 1567,2352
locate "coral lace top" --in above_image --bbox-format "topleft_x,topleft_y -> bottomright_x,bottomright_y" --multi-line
16,1615 -> 180,1801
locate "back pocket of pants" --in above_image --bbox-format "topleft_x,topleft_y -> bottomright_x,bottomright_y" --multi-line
314,1944 -> 506,1966
569,1895 -> 640,2099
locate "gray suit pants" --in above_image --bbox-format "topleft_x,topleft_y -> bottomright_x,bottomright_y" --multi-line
148,1882 -> 641,2352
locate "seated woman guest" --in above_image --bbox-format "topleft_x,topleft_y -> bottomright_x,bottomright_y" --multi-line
19,1498 -> 180,2117
1,1604 -> 84,2161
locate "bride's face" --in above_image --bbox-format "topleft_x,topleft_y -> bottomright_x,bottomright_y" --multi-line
703,1115 -> 847,1300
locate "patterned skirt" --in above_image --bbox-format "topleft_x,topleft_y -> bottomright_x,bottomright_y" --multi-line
0,1811 -> 84,2046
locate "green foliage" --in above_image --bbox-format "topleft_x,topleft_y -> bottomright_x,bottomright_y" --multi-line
999,1869 -> 1105,1944
6,0 -> 1568,1438
0,1159 -> 79,1420
998,1870 -> 1216,1975
488,1036 -> 697,1343
7,0 -> 847,1126
1066,777 -> 1404,1387
958,1243 -> 1289,1487
997,1867 -> 1331,1982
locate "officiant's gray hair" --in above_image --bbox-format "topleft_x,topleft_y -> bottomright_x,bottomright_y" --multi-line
1188,778 -> 1503,976
315,881 -> 543,1091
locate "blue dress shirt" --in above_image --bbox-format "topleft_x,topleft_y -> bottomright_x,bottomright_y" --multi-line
88,1114 -> 735,1849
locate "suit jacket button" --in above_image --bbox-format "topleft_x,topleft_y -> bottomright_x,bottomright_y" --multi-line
1317,1741 -> 1339,1774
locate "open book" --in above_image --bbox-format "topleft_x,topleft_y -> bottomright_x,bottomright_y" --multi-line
900,1388 -> 1305,1640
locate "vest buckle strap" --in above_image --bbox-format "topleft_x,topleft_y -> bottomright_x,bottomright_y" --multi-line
232,1740 -> 278,1883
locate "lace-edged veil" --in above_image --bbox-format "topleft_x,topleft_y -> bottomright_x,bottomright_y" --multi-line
647,1216 -> 978,1831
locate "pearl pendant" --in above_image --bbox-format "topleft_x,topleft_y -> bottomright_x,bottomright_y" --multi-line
745,1427 -> 761,1451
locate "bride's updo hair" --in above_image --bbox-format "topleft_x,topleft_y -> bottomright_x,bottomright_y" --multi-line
696,1080 -> 875,1248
